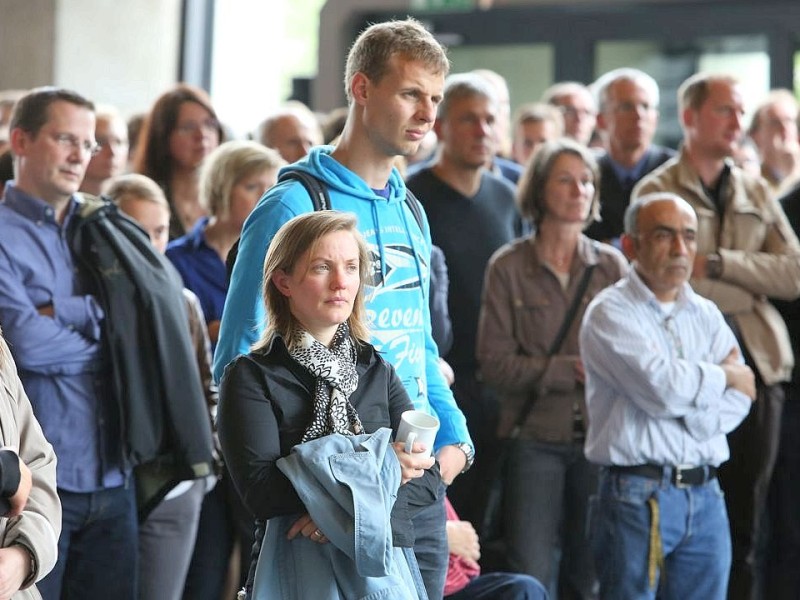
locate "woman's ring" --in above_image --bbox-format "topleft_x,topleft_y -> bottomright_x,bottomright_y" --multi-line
312,529 -> 323,539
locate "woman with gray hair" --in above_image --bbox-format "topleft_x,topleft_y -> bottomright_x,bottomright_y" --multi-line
476,138 -> 628,598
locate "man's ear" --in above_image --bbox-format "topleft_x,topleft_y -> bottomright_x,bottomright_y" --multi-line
681,106 -> 695,130
621,233 -> 637,262
595,110 -> 608,132
433,118 -> 443,138
271,269 -> 292,297
9,128 -> 28,157
350,72 -> 370,106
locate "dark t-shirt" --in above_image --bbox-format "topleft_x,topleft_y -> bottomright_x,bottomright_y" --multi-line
405,168 -> 524,371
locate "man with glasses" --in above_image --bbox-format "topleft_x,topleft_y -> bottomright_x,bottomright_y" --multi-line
0,87 -> 137,599
541,81 -> 597,147
585,68 -> 676,246
634,72 -> 800,600
581,192 -> 755,600
748,89 -> 800,196
79,105 -> 129,196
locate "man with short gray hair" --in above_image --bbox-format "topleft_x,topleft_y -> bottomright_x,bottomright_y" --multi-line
406,72 -> 524,531
585,68 -> 675,245
748,89 -> 800,195
257,102 -> 322,164
541,81 -> 597,146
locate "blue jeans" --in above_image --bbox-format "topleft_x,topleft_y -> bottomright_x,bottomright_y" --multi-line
38,485 -> 139,600
505,439 -> 598,598
591,468 -> 731,600
446,572 -> 549,599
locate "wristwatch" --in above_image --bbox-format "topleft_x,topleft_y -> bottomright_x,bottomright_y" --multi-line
706,252 -> 723,279
454,442 -> 475,473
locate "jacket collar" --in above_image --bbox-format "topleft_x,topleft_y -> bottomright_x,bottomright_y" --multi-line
525,233 -> 600,273
673,147 -> 748,214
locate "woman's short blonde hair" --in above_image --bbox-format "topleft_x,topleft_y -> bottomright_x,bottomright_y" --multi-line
252,211 -> 371,352
199,140 -> 285,218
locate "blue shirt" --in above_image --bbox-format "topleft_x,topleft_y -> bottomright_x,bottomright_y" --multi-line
166,217 -> 228,327
579,268 -> 752,467
0,183 -> 125,491
608,147 -> 654,187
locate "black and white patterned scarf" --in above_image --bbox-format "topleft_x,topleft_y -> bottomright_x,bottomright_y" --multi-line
289,322 -> 364,443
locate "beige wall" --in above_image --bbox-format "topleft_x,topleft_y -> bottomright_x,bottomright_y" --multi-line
0,0 -> 56,89
315,0 -> 411,112
0,0 -> 182,117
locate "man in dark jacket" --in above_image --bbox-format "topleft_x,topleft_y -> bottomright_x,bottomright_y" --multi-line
585,68 -> 675,246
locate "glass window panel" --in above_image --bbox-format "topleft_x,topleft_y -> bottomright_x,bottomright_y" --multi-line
448,44 -> 554,116
595,35 -> 769,148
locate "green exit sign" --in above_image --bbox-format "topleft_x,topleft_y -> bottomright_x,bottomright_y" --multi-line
411,0 -> 475,10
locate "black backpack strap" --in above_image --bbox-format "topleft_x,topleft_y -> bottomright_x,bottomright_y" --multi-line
278,170 -> 330,211
226,170 -> 333,280
510,243 -> 599,437
403,188 -> 424,232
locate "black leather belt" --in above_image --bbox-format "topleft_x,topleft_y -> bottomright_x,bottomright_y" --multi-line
609,464 -> 718,488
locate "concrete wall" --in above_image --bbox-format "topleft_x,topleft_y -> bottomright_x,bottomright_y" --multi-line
315,0 -> 411,112
1,0 -> 182,117
0,0 -> 56,89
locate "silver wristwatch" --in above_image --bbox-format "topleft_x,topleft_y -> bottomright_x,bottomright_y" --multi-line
454,442 -> 475,473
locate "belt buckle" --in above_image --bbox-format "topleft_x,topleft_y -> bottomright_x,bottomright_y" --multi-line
673,464 -> 695,488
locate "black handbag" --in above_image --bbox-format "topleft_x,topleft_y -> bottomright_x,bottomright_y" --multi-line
479,259 -> 597,563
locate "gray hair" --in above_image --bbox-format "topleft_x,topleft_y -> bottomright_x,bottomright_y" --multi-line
592,68 -> 660,113
437,72 -> 497,121
624,192 -> 694,235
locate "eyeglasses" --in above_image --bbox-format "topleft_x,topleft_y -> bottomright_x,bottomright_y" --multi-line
174,119 -> 220,137
613,101 -> 657,115
558,106 -> 596,119
95,135 -> 129,150
51,133 -> 101,157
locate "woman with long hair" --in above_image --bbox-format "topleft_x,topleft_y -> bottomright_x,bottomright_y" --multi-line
133,83 -> 223,239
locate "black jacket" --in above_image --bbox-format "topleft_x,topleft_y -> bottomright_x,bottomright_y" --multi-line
68,195 -> 214,517
219,335 -> 442,596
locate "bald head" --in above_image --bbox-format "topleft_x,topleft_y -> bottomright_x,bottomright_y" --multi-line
259,109 -> 322,164
623,193 -> 698,301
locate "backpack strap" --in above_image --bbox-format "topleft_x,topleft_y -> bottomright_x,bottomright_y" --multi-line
226,170 -> 332,279
277,170 -> 330,211
403,188 -> 424,232
227,171 -> 422,279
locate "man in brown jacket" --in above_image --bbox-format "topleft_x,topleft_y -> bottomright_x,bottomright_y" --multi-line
633,72 -> 800,600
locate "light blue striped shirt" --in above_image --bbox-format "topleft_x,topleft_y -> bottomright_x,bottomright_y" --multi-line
579,268 -> 752,467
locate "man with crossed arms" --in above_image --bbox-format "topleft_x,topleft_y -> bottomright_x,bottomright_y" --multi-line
580,192 -> 755,599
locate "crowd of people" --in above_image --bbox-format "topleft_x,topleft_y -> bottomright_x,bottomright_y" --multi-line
0,13 -> 799,600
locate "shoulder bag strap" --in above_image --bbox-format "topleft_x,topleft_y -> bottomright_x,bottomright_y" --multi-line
510,248 -> 598,437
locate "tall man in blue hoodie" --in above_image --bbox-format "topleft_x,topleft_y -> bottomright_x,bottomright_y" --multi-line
214,18 -> 473,600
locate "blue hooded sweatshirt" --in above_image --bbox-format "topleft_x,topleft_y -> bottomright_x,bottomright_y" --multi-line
213,146 -> 470,451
